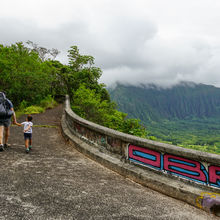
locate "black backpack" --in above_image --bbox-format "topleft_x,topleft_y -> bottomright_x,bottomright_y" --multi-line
0,92 -> 13,118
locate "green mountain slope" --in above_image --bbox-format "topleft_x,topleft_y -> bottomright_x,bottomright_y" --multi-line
109,82 -> 220,154
109,82 -> 220,122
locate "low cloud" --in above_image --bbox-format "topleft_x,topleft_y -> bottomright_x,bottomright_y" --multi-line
100,35 -> 220,88
1,0 -> 220,88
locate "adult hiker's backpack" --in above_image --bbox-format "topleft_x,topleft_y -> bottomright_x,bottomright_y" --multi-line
0,92 -> 13,118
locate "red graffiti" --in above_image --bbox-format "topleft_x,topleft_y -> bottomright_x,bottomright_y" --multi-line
209,166 -> 220,186
128,144 -> 220,188
129,144 -> 161,168
164,154 -> 207,182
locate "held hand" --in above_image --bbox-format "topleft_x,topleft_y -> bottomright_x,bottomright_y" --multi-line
14,122 -> 21,126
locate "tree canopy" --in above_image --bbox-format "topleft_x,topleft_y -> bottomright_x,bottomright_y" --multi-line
0,42 -> 147,138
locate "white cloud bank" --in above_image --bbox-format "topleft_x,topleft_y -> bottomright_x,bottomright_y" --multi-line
1,0 -> 220,87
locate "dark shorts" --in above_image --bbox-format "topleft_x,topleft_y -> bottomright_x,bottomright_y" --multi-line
24,133 -> 32,140
0,118 -> 11,127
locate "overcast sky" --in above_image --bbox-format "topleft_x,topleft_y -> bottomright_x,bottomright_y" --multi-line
1,0 -> 220,88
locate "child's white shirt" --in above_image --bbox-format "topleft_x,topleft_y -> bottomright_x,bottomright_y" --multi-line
21,122 -> 33,133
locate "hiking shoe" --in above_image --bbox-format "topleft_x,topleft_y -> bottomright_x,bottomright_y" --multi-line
0,144 -> 4,152
26,148 -> 30,154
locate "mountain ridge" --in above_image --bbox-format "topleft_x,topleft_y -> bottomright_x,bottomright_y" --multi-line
109,82 -> 220,123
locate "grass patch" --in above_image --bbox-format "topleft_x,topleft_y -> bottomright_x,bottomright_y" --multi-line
33,125 -> 58,128
24,106 -> 44,114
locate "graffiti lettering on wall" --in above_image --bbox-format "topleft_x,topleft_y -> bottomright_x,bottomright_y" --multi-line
128,144 -> 220,188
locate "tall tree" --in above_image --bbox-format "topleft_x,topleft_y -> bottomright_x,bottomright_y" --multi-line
0,42 -> 54,107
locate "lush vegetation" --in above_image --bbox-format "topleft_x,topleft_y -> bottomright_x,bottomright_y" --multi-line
0,42 -> 147,138
109,84 -> 220,154
2,41 -> 219,154
146,118 -> 220,154
65,46 -> 147,137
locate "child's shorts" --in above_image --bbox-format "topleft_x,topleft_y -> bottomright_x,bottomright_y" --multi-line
24,133 -> 32,140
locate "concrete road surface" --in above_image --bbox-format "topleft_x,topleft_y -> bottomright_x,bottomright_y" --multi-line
0,106 -> 217,219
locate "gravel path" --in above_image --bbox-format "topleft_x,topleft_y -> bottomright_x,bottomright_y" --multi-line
0,105 -> 217,220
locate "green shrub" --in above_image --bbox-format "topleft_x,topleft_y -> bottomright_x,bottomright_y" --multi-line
24,106 -> 44,114
148,136 -> 157,141
71,85 -> 148,138
40,95 -> 57,109
19,100 -> 29,110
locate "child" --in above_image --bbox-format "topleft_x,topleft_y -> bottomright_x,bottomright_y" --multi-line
15,115 -> 33,153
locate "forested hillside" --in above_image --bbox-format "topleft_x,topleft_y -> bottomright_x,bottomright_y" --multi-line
109,83 -> 220,154
0,42 -> 147,138
109,82 -> 220,122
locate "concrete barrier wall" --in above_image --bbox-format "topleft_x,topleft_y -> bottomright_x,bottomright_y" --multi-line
62,95 -> 220,214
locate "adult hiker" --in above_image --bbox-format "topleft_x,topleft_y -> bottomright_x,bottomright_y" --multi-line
0,92 -> 17,151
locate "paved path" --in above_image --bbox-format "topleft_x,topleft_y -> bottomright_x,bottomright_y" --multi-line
0,106 -> 218,219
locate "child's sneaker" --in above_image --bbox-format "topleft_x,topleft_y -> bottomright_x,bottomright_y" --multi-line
0,144 -> 4,151
26,148 -> 30,153
29,145 -> 32,150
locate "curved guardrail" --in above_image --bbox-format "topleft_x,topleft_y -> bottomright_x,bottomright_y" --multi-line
61,95 -> 220,215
